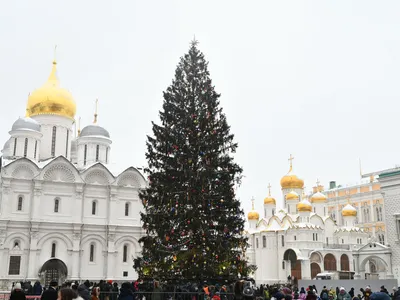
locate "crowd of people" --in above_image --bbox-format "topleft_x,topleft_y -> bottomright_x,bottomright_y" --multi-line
7,280 -> 400,300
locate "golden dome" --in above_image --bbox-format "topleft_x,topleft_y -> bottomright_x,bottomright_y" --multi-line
310,191 -> 327,203
342,204 -> 357,217
280,155 -> 304,189
297,199 -> 312,212
26,60 -> 76,119
248,210 -> 260,221
264,183 -> 276,205
286,191 -> 299,201
248,197 -> 260,221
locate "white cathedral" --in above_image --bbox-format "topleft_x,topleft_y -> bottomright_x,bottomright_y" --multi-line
245,158 -> 395,284
0,59 -> 146,288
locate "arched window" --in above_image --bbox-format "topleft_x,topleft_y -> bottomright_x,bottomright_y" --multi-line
96,145 -> 100,162
23,138 -> 28,158
262,236 -> 266,248
281,235 -> 285,247
89,244 -> 95,262
34,140 -> 37,159
13,138 -> 17,156
272,208 -> 275,215
340,254 -> 350,271
379,207 -> 383,221
123,244 -> 128,262
51,126 -> 57,157
125,202 -> 130,216
54,198 -> 60,213
106,147 -> 109,164
17,196 -> 23,211
65,130 -> 69,158
324,253 -> 337,271
84,145 -> 87,166
51,243 -> 56,258
92,201 -> 97,215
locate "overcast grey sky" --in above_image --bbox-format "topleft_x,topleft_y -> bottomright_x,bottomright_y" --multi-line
1,1 -> 400,217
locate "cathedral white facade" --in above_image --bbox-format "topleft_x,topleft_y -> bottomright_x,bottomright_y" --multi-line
246,158 -> 394,284
0,60 -> 145,288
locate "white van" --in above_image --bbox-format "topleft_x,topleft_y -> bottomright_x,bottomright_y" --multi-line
315,272 -> 339,280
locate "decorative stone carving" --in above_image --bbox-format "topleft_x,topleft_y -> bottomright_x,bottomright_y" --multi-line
43,164 -> 75,183
118,173 -> 140,188
85,170 -> 110,185
11,165 -> 35,179
73,233 -> 81,240
31,231 -> 39,239
108,234 -> 116,242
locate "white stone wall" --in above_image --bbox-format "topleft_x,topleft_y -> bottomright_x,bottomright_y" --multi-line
379,174 -> 400,280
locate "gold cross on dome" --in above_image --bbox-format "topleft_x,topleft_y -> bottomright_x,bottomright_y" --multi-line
267,183 -> 272,196
251,196 -> 255,210
288,154 -> 294,167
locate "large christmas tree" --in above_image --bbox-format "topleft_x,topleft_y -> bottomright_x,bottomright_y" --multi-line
135,40 -> 255,283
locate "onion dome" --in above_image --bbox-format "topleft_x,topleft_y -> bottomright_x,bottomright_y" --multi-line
297,199 -> 312,212
264,184 -> 276,205
248,197 -> 260,221
26,60 -> 76,119
11,117 -> 41,132
80,124 -> 110,138
342,203 -> 357,217
280,155 -> 304,189
310,191 -> 327,203
286,191 -> 300,201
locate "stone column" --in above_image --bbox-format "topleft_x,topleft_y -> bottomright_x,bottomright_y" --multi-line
106,233 -> 116,279
32,184 -> 42,221
71,232 -> 81,280
301,259 -> 311,279
1,180 -> 11,216
353,253 -> 361,279
386,253 -> 394,279
27,231 -> 39,279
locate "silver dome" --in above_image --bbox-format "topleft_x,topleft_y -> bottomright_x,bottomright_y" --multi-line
11,117 -> 41,132
1,138 -> 10,154
80,124 -> 110,138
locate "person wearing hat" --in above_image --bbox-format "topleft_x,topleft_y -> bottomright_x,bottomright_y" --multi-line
41,280 -> 58,300
10,283 -> 26,300
337,288 -> 351,300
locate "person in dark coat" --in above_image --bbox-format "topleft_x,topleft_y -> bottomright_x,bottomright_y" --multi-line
41,281 -> 58,300
78,284 -> 91,300
305,288 -> 317,300
349,288 -> 355,298
33,281 -> 43,296
118,282 -> 134,300
10,283 -> 26,300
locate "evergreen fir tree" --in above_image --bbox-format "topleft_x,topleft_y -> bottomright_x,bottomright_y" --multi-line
134,40 -> 255,283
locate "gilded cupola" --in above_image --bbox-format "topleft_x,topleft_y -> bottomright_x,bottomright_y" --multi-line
248,197 -> 260,221
264,183 -> 276,205
26,59 -> 76,119
280,154 -> 304,189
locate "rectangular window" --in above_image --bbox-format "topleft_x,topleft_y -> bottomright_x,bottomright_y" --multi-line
123,271 -> 128,277
13,138 -> 17,156
17,197 -> 23,211
84,145 -> 87,166
294,236 -> 297,241
106,147 -> 109,164
262,236 -> 266,248
90,244 -> 95,262
65,130 -> 69,158
125,202 -> 129,216
96,145 -> 99,162
51,243 -> 56,258
34,141 -> 37,159
123,245 -> 128,262
51,126 -> 57,157
24,138 -> 28,158
282,261 -> 285,270
54,199 -> 59,213
326,237 -> 329,245
281,235 -> 285,247
256,238 -> 259,248
315,233 -> 318,241
8,256 -> 21,275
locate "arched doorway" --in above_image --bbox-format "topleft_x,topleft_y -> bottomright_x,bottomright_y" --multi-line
284,249 -> 302,280
324,253 -> 337,271
39,259 -> 68,287
310,262 -> 321,279
360,256 -> 388,279
340,254 -> 350,271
